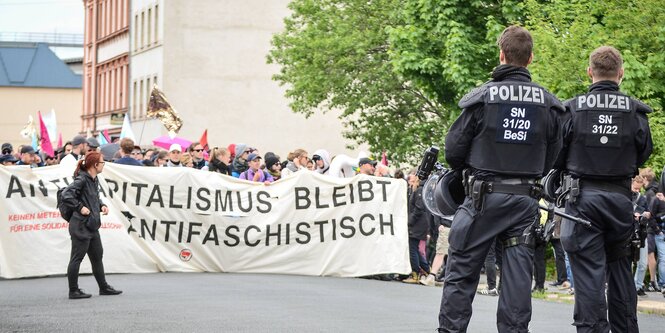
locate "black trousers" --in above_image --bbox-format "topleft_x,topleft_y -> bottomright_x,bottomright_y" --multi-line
533,241 -> 546,289
484,239 -> 498,290
439,193 -> 538,333
67,220 -> 107,292
561,189 -> 637,333
551,238 -> 568,283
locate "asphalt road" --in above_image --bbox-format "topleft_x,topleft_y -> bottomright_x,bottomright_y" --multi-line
1,273 -> 664,332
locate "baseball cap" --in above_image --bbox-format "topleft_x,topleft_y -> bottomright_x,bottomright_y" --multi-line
169,143 -> 182,152
1,143 -> 12,154
72,135 -> 87,146
247,153 -> 261,162
86,137 -> 100,148
358,157 -> 377,167
20,146 -> 36,154
0,154 -> 18,164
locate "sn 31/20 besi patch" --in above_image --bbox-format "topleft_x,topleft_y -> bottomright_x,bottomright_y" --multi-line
495,104 -> 538,145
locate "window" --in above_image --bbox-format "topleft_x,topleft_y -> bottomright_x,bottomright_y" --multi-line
134,14 -> 139,51
147,8 -> 152,46
133,81 -> 138,119
154,5 -> 159,44
139,79 -> 144,119
141,11 -> 145,48
146,76 -> 151,117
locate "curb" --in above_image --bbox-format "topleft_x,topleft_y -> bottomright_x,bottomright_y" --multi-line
477,283 -> 665,316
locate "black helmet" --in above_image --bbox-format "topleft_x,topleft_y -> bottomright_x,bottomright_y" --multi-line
423,168 -> 465,217
542,169 -> 563,202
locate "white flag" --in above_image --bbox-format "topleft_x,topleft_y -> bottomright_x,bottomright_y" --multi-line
42,109 -> 57,143
120,114 -> 135,140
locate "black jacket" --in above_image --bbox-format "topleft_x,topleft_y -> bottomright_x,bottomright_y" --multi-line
209,159 -> 231,175
408,184 -> 431,240
61,170 -> 106,231
445,65 -> 563,179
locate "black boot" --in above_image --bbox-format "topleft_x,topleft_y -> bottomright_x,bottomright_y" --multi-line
99,284 -> 123,296
69,289 -> 92,299
650,281 -> 662,292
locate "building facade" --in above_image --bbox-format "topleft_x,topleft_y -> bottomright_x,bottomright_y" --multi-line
0,42 -> 82,148
82,0 -> 130,136
129,0 -> 359,157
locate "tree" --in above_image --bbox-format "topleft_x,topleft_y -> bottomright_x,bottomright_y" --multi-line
524,0 -> 665,170
268,0 -> 445,164
270,0 -> 665,169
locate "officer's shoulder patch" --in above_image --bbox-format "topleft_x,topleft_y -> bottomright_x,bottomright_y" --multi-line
458,84 -> 488,109
541,88 -> 565,112
634,100 -> 653,114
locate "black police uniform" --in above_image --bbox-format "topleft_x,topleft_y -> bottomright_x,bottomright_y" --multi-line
438,65 -> 564,333
557,80 -> 652,333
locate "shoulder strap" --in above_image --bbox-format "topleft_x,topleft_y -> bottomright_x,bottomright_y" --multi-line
458,85 -> 488,109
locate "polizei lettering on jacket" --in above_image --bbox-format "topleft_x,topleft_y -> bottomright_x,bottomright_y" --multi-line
577,93 -> 630,110
488,84 -> 545,104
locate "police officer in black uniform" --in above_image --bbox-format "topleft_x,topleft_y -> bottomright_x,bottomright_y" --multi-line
438,26 -> 565,332
556,46 -> 652,333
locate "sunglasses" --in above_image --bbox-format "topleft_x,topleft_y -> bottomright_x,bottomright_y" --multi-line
45,156 -> 56,161
193,149 -> 204,152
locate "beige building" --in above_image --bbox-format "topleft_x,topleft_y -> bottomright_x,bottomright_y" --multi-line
0,42 -> 82,148
128,0 -> 357,157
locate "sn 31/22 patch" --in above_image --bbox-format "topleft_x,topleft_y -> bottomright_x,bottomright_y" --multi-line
585,111 -> 623,148
495,104 -> 537,145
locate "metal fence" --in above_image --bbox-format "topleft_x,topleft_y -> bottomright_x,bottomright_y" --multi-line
0,32 -> 83,46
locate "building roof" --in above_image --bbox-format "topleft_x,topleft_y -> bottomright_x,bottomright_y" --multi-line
0,42 -> 81,88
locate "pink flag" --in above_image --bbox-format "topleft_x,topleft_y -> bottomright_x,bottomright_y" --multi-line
57,132 -> 63,149
103,129 -> 111,143
38,111 -> 55,157
381,151 -> 388,166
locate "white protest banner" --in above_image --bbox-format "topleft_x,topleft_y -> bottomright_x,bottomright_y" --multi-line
0,164 -> 410,279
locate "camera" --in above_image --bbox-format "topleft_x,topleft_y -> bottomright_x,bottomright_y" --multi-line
417,146 -> 443,181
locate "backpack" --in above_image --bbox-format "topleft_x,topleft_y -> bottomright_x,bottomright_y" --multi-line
56,187 -> 74,222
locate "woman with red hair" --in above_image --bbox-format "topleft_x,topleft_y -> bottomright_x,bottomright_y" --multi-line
60,151 -> 122,299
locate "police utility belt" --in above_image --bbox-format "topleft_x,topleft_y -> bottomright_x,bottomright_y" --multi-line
465,176 -> 542,211
559,175 -> 631,205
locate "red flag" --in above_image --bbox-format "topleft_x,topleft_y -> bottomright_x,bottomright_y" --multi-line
103,129 -> 111,143
57,132 -> 62,149
381,151 -> 388,166
38,111 -> 55,157
199,129 -> 209,151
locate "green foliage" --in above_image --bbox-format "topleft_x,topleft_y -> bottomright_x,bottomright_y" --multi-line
268,0 -> 445,164
269,0 -> 665,169
387,0 -> 522,108
525,0 -> 665,170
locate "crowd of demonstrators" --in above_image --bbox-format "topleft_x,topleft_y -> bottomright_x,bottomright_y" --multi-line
0,136 -> 410,185
633,168 -> 665,297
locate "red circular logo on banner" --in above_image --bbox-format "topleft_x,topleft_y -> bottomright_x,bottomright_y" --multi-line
179,249 -> 192,261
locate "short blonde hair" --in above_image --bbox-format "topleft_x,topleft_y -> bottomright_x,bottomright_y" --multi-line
639,168 -> 656,182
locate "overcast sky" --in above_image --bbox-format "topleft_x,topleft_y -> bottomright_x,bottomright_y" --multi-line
0,0 -> 84,34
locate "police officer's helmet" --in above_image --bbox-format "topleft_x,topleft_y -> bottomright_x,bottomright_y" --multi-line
423,168 -> 465,217
542,169 -> 563,202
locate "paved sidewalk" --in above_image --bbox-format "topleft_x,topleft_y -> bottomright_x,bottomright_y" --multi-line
472,273 -> 665,316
